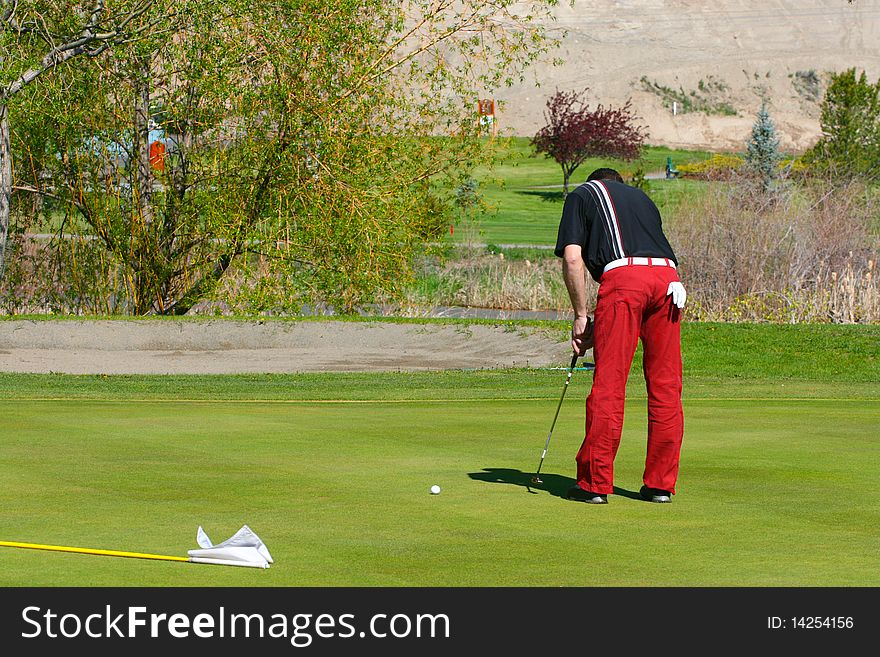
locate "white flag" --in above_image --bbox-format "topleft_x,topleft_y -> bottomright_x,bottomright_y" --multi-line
189,525 -> 273,568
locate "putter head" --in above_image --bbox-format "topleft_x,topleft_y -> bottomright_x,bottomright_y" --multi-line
530,475 -> 543,485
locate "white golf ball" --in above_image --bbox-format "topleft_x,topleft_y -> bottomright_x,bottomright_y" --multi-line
430,485 -> 441,495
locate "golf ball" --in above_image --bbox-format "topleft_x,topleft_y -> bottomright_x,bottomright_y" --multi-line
430,485 -> 441,495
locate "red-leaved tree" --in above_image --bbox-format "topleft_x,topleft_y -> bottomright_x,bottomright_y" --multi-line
532,89 -> 646,194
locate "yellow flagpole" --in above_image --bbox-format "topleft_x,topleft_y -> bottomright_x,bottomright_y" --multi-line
0,540 -> 189,563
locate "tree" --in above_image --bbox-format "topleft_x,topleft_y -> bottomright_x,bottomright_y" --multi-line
7,1 -> 560,314
745,101 -> 782,190
0,0 -> 161,281
531,88 -> 646,195
805,68 -> 880,179
14,0 -> 257,314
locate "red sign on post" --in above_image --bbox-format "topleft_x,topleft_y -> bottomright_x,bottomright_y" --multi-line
478,99 -> 496,137
149,141 -> 166,172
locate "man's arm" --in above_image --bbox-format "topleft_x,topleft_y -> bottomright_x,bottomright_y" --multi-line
562,244 -> 593,355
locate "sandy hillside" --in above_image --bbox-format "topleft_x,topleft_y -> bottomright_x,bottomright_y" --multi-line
494,0 -> 880,151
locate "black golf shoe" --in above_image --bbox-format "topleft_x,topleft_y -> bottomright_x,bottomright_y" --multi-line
567,485 -> 608,504
639,485 -> 672,503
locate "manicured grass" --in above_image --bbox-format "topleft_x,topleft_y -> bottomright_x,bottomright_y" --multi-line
1,387 -> 877,587
0,322 -> 877,587
460,139 -> 711,245
478,138 -> 711,188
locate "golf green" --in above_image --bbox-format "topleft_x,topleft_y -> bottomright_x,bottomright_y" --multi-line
1,374 -> 877,587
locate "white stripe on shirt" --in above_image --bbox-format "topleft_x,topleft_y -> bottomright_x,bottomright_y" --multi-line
585,180 -> 625,259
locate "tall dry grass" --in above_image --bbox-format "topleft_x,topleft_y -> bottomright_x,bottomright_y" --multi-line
398,177 -> 879,324
668,176 -> 880,322
0,234 -> 126,315
396,247 -> 578,316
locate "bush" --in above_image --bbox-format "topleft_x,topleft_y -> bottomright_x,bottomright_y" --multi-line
677,154 -> 745,180
668,177 -> 880,323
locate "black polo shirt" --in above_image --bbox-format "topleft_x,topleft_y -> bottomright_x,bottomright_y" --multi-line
554,180 -> 678,283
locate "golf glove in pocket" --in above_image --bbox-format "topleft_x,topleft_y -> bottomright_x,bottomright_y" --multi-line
667,281 -> 687,309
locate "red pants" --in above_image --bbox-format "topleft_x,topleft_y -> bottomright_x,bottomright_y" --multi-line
575,264 -> 684,495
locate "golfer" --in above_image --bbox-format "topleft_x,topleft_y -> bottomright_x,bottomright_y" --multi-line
555,168 -> 686,504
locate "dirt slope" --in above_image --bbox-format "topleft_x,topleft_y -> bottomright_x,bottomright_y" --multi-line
494,0 -> 880,151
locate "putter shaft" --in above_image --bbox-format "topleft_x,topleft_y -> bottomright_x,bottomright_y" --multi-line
532,353 -> 579,482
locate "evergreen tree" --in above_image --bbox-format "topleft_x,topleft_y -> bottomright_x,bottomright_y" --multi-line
746,102 -> 782,190
806,68 -> 880,180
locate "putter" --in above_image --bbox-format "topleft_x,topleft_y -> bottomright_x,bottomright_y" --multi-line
530,352 -> 593,487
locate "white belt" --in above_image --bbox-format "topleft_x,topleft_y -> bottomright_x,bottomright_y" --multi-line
603,257 -> 676,274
